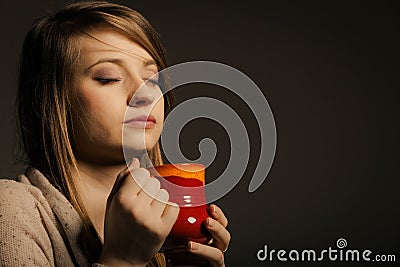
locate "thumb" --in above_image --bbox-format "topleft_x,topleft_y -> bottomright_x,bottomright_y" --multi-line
106,158 -> 140,208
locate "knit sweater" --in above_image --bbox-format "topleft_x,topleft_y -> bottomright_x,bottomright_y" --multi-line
0,168 -> 102,266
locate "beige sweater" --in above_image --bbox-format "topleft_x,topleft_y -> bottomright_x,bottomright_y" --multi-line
0,168 -> 102,266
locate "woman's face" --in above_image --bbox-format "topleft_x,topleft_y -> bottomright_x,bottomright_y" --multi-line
70,28 -> 164,163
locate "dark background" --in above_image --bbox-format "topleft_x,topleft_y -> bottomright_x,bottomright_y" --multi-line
1,0 -> 399,266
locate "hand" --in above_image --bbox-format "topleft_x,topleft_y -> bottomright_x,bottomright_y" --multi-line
187,204 -> 230,267
98,158 -> 180,267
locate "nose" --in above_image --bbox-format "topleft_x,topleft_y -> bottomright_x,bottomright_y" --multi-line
128,82 -> 156,107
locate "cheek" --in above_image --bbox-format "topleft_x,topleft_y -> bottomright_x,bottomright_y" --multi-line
73,85 -> 124,138
157,97 -> 165,123
77,86 -> 120,118
76,91 -> 97,114
146,97 -> 165,144
154,97 -> 165,133
77,88 -> 106,114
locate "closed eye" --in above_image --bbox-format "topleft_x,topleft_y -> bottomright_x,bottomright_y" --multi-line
94,78 -> 121,85
147,79 -> 161,87
145,72 -> 165,91
146,79 -> 167,92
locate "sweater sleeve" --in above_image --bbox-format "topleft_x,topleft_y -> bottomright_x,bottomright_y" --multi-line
0,179 -> 54,266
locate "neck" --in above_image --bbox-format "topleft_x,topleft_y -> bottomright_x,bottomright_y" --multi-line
75,160 -> 127,192
74,159 -> 128,242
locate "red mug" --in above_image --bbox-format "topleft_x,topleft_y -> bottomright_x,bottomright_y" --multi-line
148,163 -> 211,251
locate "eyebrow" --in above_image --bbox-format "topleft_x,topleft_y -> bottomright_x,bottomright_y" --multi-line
87,57 -> 158,71
144,59 -> 157,67
87,58 -> 123,70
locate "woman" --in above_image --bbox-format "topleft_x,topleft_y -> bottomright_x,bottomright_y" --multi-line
0,1 -> 230,266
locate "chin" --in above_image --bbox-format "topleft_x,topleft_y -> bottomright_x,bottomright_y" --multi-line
122,131 -> 159,157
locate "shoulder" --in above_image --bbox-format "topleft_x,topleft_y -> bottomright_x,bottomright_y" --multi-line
0,178 -> 42,212
0,177 -> 54,230
0,178 -> 57,265
0,178 -> 49,235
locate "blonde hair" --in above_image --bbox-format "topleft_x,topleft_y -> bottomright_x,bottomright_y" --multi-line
17,1 -> 173,266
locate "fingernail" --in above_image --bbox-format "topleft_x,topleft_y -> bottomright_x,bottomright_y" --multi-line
128,158 -> 139,171
211,204 -> 217,214
189,241 -> 199,250
167,201 -> 179,208
207,217 -> 214,227
131,168 -> 149,187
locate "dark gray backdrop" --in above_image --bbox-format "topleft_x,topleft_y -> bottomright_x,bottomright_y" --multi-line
1,1 -> 399,266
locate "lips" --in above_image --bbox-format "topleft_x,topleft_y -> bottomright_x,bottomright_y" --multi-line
123,115 -> 156,129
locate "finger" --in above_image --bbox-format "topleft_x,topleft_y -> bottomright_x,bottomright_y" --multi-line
188,241 -> 225,267
137,177 -> 161,205
107,158 -> 140,209
127,157 -> 140,172
129,168 -> 151,194
205,217 -> 230,252
209,204 -> 228,228
161,202 -> 179,226
113,168 -> 150,204
150,188 -> 169,216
